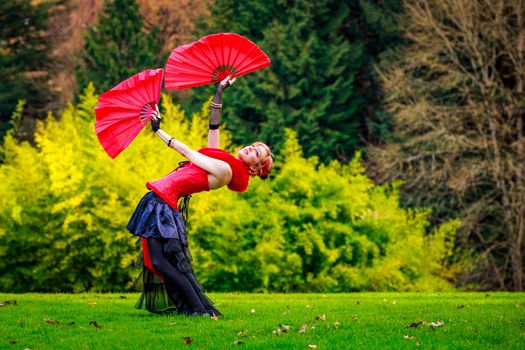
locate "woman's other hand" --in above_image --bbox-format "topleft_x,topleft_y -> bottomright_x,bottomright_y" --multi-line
150,106 -> 162,132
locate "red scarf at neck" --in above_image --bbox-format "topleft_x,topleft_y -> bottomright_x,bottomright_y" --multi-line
198,148 -> 250,192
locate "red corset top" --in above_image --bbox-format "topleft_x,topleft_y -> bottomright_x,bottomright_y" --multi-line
146,163 -> 209,210
146,148 -> 250,210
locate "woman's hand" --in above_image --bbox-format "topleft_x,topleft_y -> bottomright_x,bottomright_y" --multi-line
217,76 -> 236,92
150,105 -> 162,132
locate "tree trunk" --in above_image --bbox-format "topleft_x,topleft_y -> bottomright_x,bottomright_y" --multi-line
511,1 -> 524,291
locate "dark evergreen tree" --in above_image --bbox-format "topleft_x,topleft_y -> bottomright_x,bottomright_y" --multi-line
198,0 -> 402,162
343,0 -> 403,146
0,0 -> 54,139
77,0 -> 162,94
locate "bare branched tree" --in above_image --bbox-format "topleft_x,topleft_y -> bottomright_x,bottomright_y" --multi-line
368,0 -> 525,290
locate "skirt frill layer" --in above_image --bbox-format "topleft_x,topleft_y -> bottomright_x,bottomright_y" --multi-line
127,191 -> 187,244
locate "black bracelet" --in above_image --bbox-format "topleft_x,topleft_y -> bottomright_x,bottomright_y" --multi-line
209,123 -> 220,130
167,137 -> 175,147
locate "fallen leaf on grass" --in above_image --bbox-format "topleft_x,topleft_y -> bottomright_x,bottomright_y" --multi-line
416,341 -> 421,347
311,326 -> 315,330
44,319 -> 74,326
233,340 -> 243,345
473,329 -> 480,334
315,314 -> 326,321
403,335 -> 415,340
429,321 -> 445,328
237,330 -> 248,336
299,324 -> 307,333
407,319 -> 445,329
308,345 -> 317,349
211,314 -> 220,321
18,319 -> 23,325
351,316 -> 357,321
0,300 -> 17,307
272,324 -> 292,334
89,321 -> 102,329
183,336 -> 193,344
250,309 -> 256,314
281,324 -> 291,331
44,319 -> 60,325
516,304 -> 522,309
333,321 -> 340,329
406,321 -> 422,329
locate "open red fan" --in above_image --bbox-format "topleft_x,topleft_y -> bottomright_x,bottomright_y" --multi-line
164,33 -> 271,90
94,69 -> 163,158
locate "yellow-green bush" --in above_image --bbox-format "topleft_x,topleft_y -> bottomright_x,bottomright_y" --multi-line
0,85 -> 459,292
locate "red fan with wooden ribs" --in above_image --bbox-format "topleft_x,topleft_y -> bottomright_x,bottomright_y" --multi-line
94,69 -> 163,159
164,33 -> 271,90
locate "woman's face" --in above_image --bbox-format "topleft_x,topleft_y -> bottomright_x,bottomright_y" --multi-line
238,143 -> 266,167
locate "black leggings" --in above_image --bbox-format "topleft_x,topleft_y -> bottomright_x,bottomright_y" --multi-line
147,238 -> 206,313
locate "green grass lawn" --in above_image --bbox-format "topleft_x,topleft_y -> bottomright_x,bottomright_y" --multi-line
0,292 -> 524,349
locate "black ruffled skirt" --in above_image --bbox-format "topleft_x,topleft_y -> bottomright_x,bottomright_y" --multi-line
127,191 -> 220,316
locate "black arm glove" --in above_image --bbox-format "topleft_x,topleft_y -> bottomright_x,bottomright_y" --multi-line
209,76 -> 235,129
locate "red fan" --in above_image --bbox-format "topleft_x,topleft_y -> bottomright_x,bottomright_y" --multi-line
164,33 -> 271,90
94,69 -> 163,159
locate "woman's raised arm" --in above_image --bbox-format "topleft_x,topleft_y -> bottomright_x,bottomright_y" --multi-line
207,76 -> 236,148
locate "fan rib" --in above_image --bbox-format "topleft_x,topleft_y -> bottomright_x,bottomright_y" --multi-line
185,43 -> 217,72
228,35 -> 247,71
233,45 -> 261,73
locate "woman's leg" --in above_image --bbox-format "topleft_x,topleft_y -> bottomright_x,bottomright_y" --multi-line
146,238 -> 207,313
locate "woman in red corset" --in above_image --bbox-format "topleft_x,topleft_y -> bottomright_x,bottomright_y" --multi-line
127,76 -> 273,317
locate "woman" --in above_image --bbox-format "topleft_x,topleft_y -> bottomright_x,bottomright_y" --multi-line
127,76 -> 273,317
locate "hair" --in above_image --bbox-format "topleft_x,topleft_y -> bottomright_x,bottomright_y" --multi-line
249,141 -> 274,180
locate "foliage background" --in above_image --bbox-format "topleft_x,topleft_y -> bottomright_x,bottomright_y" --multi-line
0,87 -> 458,292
